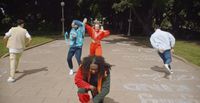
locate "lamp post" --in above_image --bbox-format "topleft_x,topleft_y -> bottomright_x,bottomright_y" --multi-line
127,8 -> 132,36
60,1 -> 65,35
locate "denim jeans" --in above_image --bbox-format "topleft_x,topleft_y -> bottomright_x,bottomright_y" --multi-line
67,47 -> 82,69
158,49 -> 172,64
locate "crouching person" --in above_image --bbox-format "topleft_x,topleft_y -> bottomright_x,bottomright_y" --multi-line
74,56 -> 111,103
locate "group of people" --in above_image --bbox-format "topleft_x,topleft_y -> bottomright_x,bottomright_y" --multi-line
64,18 -> 111,103
3,18 -> 175,103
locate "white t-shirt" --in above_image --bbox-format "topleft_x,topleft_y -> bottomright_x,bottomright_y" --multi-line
5,28 -> 31,53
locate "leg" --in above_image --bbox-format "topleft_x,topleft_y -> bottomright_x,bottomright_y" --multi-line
75,47 -> 82,66
95,45 -> 102,56
158,52 -> 165,64
67,47 -> 75,69
90,43 -> 96,56
163,50 -> 172,64
9,53 -> 17,78
163,50 -> 173,74
77,88 -> 90,103
15,53 -> 22,72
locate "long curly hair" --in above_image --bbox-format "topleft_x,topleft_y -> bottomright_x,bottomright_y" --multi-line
80,56 -> 111,81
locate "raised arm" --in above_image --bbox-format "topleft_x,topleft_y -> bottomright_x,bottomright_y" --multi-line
73,20 -> 83,27
102,30 -> 110,37
85,24 -> 94,37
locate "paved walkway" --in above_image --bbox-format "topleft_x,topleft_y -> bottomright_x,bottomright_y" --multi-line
0,35 -> 200,103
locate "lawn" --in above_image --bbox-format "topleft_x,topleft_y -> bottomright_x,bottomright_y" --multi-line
0,35 -> 56,57
174,41 -> 200,66
133,36 -> 200,67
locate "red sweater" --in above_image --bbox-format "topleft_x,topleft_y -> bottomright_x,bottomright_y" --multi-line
85,24 -> 110,43
74,68 -> 91,90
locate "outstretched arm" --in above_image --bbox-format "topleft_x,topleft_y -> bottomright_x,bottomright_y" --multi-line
92,74 -> 110,103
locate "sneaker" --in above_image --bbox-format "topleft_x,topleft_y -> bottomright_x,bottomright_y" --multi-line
69,69 -> 74,75
168,65 -> 173,74
164,64 -> 172,74
7,77 -> 15,82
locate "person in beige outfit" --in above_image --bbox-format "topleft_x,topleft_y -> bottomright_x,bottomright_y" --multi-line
3,19 -> 31,82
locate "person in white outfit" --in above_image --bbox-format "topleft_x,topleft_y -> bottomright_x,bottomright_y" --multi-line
150,28 -> 175,75
3,19 -> 32,82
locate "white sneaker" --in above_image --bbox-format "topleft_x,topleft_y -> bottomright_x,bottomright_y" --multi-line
164,64 -> 172,74
69,69 -> 74,75
7,77 -> 15,82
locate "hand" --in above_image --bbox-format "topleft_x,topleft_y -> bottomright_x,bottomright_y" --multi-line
90,85 -> 96,91
158,49 -> 164,53
83,18 -> 87,24
171,49 -> 174,54
26,43 -> 30,47
88,100 -> 94,103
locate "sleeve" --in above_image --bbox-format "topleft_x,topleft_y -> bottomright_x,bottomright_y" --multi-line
25,30 -> 31,39
70,30 -> 77,38
85,24 -> 94,37
93,74 -> 110,103
168,33 -> 176,48
74,68 -> 91,89
150,35 -> 159,49
5,28 -> 12,37
64,32 -> 68,43
102,30 -> 110,38
73,20 -> 83,27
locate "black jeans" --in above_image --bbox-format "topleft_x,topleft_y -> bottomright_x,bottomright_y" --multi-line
67,47 -> 82,69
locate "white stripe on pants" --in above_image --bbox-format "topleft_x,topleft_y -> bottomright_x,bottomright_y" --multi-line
9,53 -> 22,78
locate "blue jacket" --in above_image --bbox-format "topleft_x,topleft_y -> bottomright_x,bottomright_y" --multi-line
65,20 -> 85,47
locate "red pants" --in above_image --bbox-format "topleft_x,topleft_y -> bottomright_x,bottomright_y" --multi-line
90,43 -> 102,56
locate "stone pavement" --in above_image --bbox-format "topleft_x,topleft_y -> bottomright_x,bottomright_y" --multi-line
0,35 -> 200,103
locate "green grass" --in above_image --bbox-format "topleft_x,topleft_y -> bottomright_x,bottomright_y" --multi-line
0,35 -> 56,57
133,36 -> 200,67
174,41 -> 200,66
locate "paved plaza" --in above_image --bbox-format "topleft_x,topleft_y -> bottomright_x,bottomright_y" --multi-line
0,35 -> 200,103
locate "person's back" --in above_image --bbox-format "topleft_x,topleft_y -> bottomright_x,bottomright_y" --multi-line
150,28 -> 175,77
150,29 -> 175,51
7,26 -> 28,49
3,19 -> 31,82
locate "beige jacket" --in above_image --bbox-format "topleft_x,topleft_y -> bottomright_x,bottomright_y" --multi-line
7,26 -> 28,49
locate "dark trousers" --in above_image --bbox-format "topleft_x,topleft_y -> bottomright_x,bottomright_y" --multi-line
67,47 -> 82,69
158,49 -> 172,64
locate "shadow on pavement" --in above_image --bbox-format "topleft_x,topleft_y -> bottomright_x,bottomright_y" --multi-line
151,66 -> 171,79
104,97 -> 119,103
151,66 -> 165,73
15,67 -> 48,81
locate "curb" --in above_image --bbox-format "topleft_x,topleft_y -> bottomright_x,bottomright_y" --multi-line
0,39 -> 55,59
173,54 -> 200,69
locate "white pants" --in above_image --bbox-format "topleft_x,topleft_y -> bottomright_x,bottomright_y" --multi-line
9,53 -> 22,78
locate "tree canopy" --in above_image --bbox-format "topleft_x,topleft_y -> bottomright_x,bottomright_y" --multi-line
0,0 -> 200,39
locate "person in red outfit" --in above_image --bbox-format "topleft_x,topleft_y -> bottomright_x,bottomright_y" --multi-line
85,20 -> 110,56
74,56 -> 111,103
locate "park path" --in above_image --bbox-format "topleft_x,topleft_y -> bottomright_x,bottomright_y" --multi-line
0,35 -> 200,103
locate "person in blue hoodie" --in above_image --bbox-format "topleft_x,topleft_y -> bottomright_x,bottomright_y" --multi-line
150,27 -> 175,75
65,18 -> 87,75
